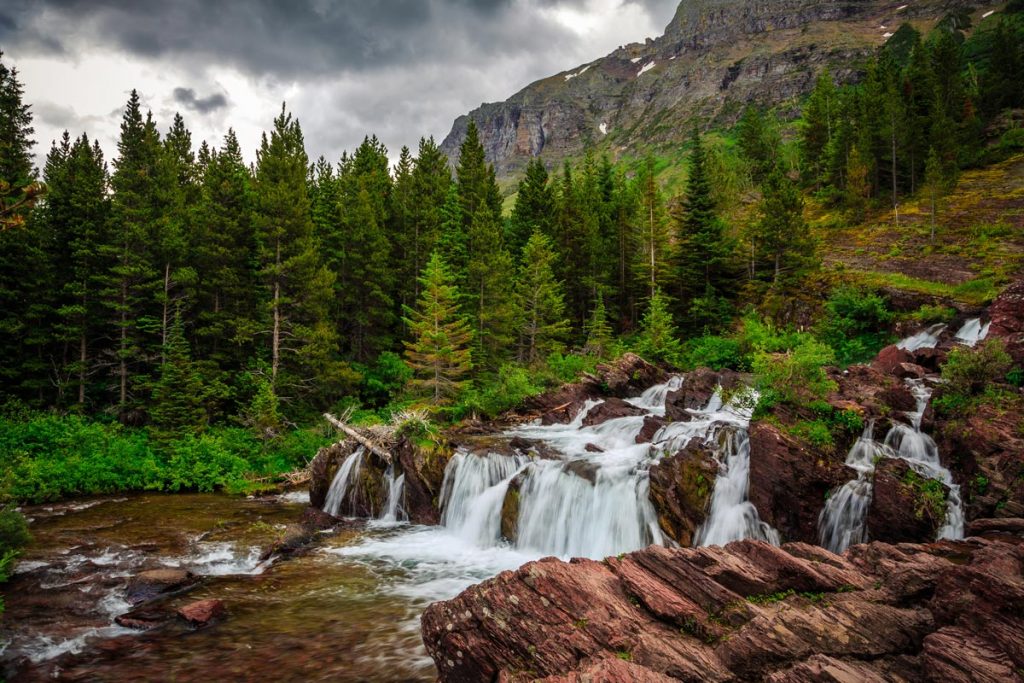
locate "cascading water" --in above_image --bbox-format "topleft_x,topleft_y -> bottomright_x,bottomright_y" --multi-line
378,465 -> 407,523
323,447 -> 365,517
954,317 -> 990,347
818,379 -> 964,553
897,322 -> 946,351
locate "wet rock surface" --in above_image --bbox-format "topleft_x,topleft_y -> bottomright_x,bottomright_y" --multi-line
988,276 -> 1024,364
647,439 -> 717,546
581,397 -> 646,427
422,537 -> 1024,682
866,459 -> 948,544
664,368 -> 739,422
747,422 -> 850,544
176,598 -> 226,627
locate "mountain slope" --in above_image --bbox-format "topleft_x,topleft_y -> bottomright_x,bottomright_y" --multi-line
441,0 -> 990,179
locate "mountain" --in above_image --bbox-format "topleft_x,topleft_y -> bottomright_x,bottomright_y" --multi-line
440,0 -> 986,179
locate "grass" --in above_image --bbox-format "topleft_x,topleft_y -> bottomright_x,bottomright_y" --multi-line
845,269 -> 1004,306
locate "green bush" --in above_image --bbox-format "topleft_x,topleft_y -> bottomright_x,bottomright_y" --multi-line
681,335 -> 744,371
817,287 -> 893,366
941,339 -> 1013,397
543,352 -> 598,384
753,339 -> 837,410
907,304 -> 957,324
460,364 -> 544,418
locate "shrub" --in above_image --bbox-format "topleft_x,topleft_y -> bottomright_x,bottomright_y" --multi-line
941,339 -> 1012,397
544,352 -> 598,384
358,352 -> 412,408
460,365 -> 543,418
681,335 -> 744,371
753,339 -> 837,409
817,286 -> 893,365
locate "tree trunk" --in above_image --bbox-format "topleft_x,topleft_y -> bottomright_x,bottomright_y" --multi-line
161,262 -> 170,364
119,258 -> 128,407
78,331 -> 87,406
272,239 -> 281,386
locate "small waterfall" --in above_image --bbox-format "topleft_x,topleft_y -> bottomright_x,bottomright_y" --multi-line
954,318 -> 990,347
896,323 -> 946,351
818,380 -> 964,553
818,424 -> 887,553
440,451 -> 525,546
694,429 -> 781,547
323,448 -> 365,517
378,465 -> 407,523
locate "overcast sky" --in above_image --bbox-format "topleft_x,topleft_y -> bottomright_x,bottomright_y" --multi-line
1,0 -> 678,170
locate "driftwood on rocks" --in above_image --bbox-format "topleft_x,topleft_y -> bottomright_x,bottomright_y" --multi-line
323,412 -> 392,465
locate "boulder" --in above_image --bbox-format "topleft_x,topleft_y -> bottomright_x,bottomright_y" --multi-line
500,474 -> 524,543
176,599 -> 226,627
521,354 -> 666,425
636,415 -> 667,444
872,345 -> 915,375
647,439 -> 718,546
124,568 -> 198,606
967,518 -> 1024,537
866,459 -> 948,544
665,368 -> 740,421
912,347 -> 946,373
581,397 -> 645,427
988,277 -> 1024,365
828,365 -> 917,421
422,538 -> 1024,682
894,362 -> 927,380
747,422 -> 850,544
392,437 -> 451,525
114,604 -> 174,631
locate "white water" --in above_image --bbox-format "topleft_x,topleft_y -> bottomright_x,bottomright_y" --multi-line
954,318 -> 990,347
378,465 -> 407,523
818,379 -> 964,553
323,447 -> 365,517
897,323 -> 946,351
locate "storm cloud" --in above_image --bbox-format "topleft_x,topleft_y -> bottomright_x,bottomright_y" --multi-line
172,88 -> 228,114
3,0 -> 678,167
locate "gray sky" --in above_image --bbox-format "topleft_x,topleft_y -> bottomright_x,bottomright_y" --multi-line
1,0 -> 678,169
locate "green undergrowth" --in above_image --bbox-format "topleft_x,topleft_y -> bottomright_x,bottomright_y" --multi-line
902,468 -> 948,521
0,409 -> 333,504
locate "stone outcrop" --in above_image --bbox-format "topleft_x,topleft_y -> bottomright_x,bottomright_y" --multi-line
422,537 -> 1024,682
866,459 -> 948,544
988,276 -> 1024,364
176,599 -> 226,627
520,353 -> 666,425
647,438 -> 718,546
747,422 -> 849,544
442,0 -> 973,178
664,368 -> 739,421
581,397 -> 646,427
124,568 -> 198,606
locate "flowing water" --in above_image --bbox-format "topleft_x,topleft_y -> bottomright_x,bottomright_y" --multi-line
896,322 -> 946,351
954,317 -> 991,347
5,376 -> 781,681
818,379 -> 964,553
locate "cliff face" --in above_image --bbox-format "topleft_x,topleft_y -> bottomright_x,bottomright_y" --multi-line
440,0 -> 983,178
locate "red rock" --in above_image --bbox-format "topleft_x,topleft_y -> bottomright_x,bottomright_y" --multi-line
635,415 -> 667,444
665,368 -> 739,421
747,422 -> 850,544
647,439 -> 717,546
912,347 -> 946,372
177,599 -> 226,627
872,345 -> 915,375
423,538 -> 1024,683
125,568 -> 198,605
988,277 -> 1024,365
581,398 -> 645,427
894,362 -> 927,380
866,459 -> 947,544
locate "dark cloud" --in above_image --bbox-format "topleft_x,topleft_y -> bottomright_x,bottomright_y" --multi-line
172,87 -> 228,114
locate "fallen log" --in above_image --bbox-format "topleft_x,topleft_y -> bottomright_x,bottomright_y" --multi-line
323,413 -> 392,465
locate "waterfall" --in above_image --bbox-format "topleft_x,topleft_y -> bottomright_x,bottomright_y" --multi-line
818,380 -> 964,553
954,318 -> 990,347
323,447 -> 365,517
439,451 -> 525,546
378,465 -> 407,523
896,323 -> 946,351
694,429 -> 781,547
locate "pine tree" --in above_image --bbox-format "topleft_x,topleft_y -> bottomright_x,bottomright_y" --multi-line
635,156 -> 671,302
799,71 -> 836,188
749,169 -> 816,288
455,120 -> 500,230
409,137 -> 452,301
392,145 -> 416,313
193,129 -> 257,382
675,129 -> 731,321
466,203 -> 516,369
509,157 -> 554,253
736,106 -> 781,182
0,51 -> 36,222
150,307 -> 206,439
49,134 -> 110,407
584,293 -> 613,358
108,90 -> 162,414
515,231 -> 569,363
253,104 -> 336,399
403,252 -> 473,404
636,288 -> 681,365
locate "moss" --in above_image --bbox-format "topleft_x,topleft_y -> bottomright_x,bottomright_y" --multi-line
902,468 -> 948,521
